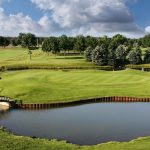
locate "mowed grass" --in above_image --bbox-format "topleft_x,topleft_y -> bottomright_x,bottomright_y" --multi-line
0,69 -> 150,103
1,47 -> 150,69
1,127 -> 150,150
0,48 -> 95,67
0,47 -> 26,61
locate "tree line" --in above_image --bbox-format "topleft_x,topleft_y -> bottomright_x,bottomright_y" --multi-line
0,33 -> 150,67
1,33 -> 150,50
85,44 -> 150,68
41,34 -> 150,68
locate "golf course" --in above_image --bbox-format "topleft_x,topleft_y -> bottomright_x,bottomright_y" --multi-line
0,48 -> 150,103
1,69 -> 150,103
1,47 -> 150,150
1,0 -> 150,149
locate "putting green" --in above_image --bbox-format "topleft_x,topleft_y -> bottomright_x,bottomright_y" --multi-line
0,69 -> 150,103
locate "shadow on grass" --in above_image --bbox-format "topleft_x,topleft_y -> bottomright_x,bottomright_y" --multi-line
56,56 -> 84,60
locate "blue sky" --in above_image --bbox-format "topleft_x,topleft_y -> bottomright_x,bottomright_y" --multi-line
0,0 -> 150,37
128,0 -> 150,28
2,0 -> 42,21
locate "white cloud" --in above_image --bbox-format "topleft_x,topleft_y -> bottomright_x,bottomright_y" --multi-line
31,0 -> 144,37
0,0 -> 57,36
145,26 -> 150,34
0,7 -> 57,36
0,0 -> 145,37
32,0 -> 133,27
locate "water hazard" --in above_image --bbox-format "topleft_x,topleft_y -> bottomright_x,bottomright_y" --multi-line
1,103 -> 150,145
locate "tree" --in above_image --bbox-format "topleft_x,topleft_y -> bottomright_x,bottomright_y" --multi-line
11,38 -> 18,46
67,37 -> 75,52
85,36 -> 97,49
18,33 -> 36,48
142,34 -> 150,48
144,49 -> 150,64
98,36 -> 110,48
109,34 -> 127,51
128,47 -> 142,65
107,46 -> 116,67
0,36 -> 10,48
112,34 -> 127,45
92,45 -> 108,66
115,45 -> 127,68
17,33 -> 26,46
127,38 -> 135,48
42,37 -> 59,55
59,35 -> 69,56
74,35 -> 86,54
84,46 -> 93,62
116,45 -> 126,60
17,33 -> 37,60
42,38 -> 51,54
3,38 -> 10,47
0,36 -> 4,47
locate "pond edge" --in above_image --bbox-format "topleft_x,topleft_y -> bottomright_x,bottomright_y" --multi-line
15,96 -> 150,109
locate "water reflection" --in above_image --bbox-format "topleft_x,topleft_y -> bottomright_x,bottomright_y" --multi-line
0,109 -> 10,120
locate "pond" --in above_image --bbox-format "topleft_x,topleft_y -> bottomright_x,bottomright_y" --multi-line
0,103 -> 150,145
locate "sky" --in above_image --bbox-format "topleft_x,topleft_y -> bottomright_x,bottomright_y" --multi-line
0,0 -> 150,38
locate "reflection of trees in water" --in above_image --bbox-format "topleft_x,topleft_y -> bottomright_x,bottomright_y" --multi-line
0,109 -> 10,120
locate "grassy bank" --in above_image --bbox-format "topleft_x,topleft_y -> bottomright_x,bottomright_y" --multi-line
0,127 -> 150,150
0,69 -> 150,103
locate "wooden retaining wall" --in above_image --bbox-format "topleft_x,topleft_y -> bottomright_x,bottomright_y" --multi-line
16,96 -> 150,110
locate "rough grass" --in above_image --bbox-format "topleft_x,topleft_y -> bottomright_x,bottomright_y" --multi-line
0,69 -> 150,103
1,127 -> 150,150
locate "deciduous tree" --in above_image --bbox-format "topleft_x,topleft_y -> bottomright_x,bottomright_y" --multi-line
92,45 -> 108,65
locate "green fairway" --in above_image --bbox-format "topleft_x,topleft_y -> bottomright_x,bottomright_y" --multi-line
0,48 -> 96,67
0,47 -> 26,61
1,127 -> 150,150
0,69 -> 150,103
1,48 -> 150,70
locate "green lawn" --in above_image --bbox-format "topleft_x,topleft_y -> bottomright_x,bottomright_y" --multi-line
1,47 -> 150,70
1,127 -> 150,150
0,47 -> 26,61
0,48 -> 95,67
0,69 -> 150,103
